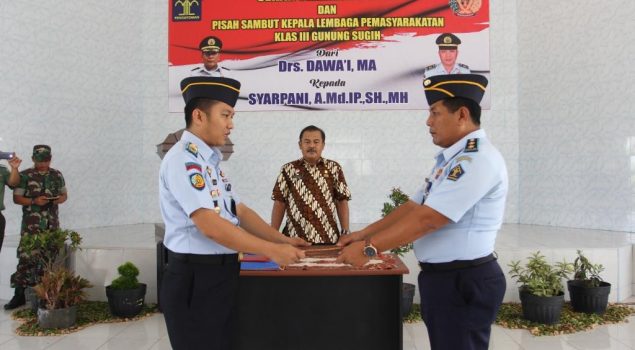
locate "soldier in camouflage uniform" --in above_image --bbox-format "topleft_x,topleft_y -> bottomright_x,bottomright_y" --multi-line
4,145 -> 68,310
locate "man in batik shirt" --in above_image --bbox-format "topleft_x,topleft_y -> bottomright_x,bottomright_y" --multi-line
271,125 -> 351,244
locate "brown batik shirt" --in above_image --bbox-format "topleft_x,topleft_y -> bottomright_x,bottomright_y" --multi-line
272,158 -> 351,244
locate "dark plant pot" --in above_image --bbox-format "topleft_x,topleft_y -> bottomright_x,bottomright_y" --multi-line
106,283 -> 147,318
24,286 -> 39,313
401,283 -> 416,318
567,280 -> 611,315
519,287 -> 564,325
37,305 -> 77,329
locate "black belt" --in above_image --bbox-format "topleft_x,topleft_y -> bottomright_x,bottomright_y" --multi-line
419,253 -> 496,272
168,250 -> 239,265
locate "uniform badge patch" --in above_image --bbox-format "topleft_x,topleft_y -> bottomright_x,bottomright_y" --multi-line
189,173 -> 205,190
455,156 -> 473,163
185,162 -> 202,172
185,142 -> 199,157
447,164 -> 465,181
464,138 -> 479,152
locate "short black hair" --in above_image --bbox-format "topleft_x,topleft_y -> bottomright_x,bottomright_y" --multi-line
299,125 -> 325,142
184,98 -> 219,128
441,97 -> 481,125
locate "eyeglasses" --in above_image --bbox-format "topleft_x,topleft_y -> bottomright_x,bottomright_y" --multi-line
202,50 -> 220,56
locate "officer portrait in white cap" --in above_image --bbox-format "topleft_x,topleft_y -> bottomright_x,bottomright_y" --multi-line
423,33 -> 471,79
190,35 -> 230,77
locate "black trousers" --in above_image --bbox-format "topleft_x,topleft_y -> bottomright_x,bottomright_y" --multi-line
418,259 -> 506,350
0,211 -> 5,254
160,253 -> 240,350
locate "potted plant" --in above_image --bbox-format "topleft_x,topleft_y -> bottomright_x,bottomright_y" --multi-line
381,187 -> 415,318
18,228 -> 82,313
508,251 -> 573,324
567,250 -> 611,314
106,261 -> 147,318
32,263 -> 92,329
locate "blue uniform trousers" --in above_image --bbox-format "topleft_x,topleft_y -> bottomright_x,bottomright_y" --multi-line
418,259 -> 506,350
161,252 -> 240,350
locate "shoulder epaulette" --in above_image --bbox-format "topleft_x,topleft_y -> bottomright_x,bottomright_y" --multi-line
464,138 -> 479,152
190,67 -> 201,72
424,64 -> 436,71
185,142 -> 199,158
221,66 -> 231,71
458,63 -> 470,69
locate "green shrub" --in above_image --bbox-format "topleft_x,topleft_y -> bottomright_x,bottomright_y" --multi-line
572,250 -> 605,287
508,251 -> 573,297
381,187 -> 413,256
110,262 -> 140,290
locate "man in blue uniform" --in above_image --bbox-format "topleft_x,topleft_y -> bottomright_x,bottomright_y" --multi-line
423,33 -> 471,79
159,76 -> 308,350
190,36 -> 229,77
337,74 -> 507,350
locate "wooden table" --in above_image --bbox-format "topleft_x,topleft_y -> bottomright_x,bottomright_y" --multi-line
233,253 -> 409,350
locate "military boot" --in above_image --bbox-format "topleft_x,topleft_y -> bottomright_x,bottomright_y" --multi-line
3,286 -> 25,310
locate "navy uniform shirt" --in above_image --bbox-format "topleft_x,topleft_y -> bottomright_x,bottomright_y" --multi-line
411,129 -> 508,263
423,63 -> 471,79
159,131 -> 241,254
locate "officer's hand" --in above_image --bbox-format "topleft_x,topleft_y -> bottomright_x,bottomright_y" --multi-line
336,230 -> 363,247
268,244 -> 305,267
33,196 -> 49,206
284,236 -> 311,247
8,156 -> 21,169
336,241 -> 369,267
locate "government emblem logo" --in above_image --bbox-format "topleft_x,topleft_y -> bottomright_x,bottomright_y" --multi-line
172,0 -> 201,22
190,173 -> 205,190
449,0 -> 482,17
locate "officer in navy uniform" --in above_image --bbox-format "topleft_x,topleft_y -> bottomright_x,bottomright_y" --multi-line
190,36 -> 229,77
423,33 -> 471,79
338,74 -> 507,350
159,76 -> 308,350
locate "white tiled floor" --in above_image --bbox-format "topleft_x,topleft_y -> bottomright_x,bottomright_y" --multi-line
1,303 -> 634,350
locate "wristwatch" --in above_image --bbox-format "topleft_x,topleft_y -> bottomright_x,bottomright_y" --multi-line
341,229 -> 350,235
363,238 -> 378,258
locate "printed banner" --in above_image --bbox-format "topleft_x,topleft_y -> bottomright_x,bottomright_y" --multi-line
168,0 -> 490,112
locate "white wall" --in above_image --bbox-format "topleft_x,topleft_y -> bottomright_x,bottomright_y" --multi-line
1,0 -> 631,237
517,0 -> 635,232
0,1 -> 147,234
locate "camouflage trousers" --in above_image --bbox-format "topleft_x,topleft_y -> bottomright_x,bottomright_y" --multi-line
10,217 -> 60,288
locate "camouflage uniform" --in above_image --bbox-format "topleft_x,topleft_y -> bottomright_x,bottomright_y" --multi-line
11,167 -> 67,287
